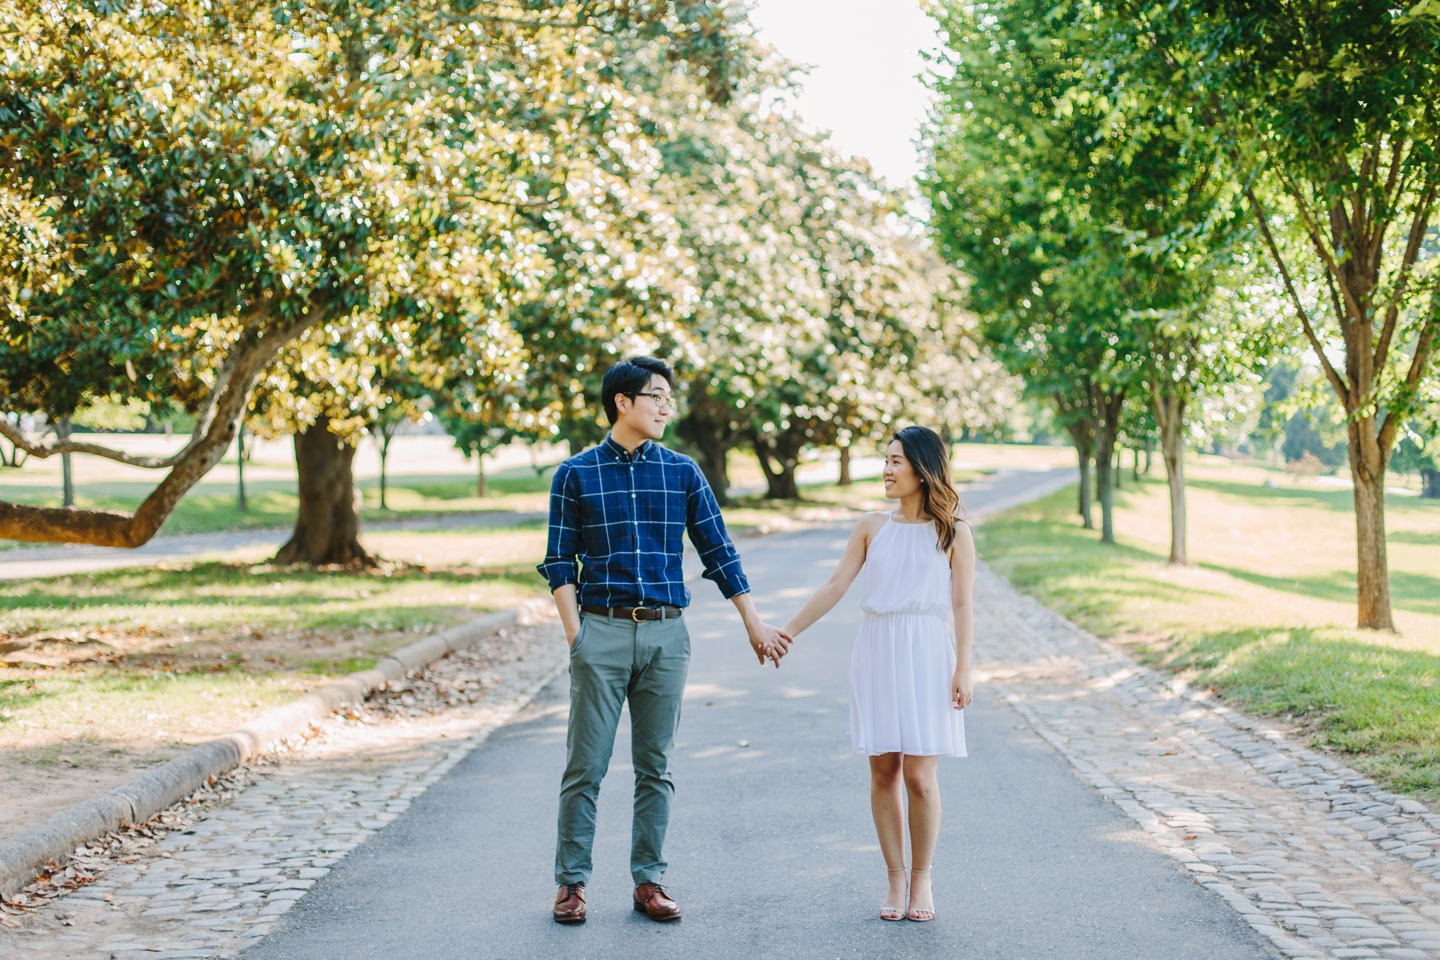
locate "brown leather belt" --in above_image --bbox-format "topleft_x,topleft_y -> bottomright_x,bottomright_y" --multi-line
581,605 -> 683,622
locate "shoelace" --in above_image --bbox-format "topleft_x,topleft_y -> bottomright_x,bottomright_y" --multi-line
562,883 -> 584,900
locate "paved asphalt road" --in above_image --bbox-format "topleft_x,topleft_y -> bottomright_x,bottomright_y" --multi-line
247,470 -> 1271,960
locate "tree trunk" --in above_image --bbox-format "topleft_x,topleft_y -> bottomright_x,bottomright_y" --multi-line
838,445 -> 852,486
274,418 -> 372,566
1349,414 -> 1394,631
1422,467 -> 1440,499
377,433 -> 391,510
1064,419 -> 1094,530
676,397 -> 740,506
236,428 -> 247,513
1154,386 -> 1188,566
58,416 -> 74,508
752,431 -> 801,500
690,435 -> 733,505
1094,389 -> 1126,545
477,455 -> 488,498
1113,447 -> 1122,489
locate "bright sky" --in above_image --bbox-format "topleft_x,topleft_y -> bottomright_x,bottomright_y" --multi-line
745,0 -> 942,191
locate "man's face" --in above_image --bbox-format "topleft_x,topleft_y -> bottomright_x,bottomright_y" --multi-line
615,374 -> 674,441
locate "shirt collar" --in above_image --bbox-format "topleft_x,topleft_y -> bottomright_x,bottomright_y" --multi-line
602,435 -> 652,463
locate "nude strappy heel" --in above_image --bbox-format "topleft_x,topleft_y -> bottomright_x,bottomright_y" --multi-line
881,867 -> 906,921
907,867 -> 934,922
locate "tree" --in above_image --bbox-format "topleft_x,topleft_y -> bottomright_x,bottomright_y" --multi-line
924,0 -> 1141,543
923,0 -> 1270,555
1119,0 -> 1440,627
0,0 -> 748,548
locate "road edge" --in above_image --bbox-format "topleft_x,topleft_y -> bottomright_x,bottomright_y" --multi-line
0,598 -> 550,897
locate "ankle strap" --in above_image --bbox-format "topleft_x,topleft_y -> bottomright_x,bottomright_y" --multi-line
911,867 -> 932,873
887,866 -> 906,873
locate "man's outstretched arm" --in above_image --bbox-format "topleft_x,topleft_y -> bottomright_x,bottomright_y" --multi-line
684,463 -> 792,666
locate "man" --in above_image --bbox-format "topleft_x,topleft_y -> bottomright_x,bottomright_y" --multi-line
537,355 -> 791,924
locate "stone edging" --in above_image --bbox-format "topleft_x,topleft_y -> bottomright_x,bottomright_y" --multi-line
0,599 -> 549,898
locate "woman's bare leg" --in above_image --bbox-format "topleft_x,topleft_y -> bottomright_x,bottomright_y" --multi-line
869,753 -> 907,915
902,755 -> 940,919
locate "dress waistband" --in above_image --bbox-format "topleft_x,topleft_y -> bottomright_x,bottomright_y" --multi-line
861,609 -> 947,620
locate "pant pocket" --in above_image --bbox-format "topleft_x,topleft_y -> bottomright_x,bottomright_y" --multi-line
570,617 -> 591,656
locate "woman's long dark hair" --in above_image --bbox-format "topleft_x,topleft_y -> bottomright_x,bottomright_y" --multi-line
893,425 -> 966,552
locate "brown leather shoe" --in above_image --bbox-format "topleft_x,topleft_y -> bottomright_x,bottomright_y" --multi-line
633,882 -> 681,921
553,882 -> 586,924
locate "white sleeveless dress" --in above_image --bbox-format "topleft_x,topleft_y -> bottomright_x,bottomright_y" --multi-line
849,515 -> 967,757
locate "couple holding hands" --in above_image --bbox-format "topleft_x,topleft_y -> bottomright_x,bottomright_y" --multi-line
537,356 -> 975,927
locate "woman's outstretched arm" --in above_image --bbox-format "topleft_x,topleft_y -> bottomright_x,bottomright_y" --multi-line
782,513 -> 886,638
949,521 -> 977,710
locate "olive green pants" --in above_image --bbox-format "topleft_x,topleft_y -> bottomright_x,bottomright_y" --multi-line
555,612 -> 690,886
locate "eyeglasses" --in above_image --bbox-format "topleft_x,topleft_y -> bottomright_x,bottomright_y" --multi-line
628,392 -> 674,412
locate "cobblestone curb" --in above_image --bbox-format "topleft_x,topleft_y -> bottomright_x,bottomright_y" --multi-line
0,601 -> 547,898
977,563 -> 1440,960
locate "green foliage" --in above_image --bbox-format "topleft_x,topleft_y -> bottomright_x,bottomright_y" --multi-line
71,398 -> 150,433
922,0 -> 1267,436
652,52 -> 1004,496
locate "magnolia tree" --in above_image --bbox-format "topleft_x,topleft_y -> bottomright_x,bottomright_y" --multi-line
0,0 -> 745,550
654,56 -> 994,501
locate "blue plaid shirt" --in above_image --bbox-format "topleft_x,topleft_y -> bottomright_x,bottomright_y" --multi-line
537,436 -> 750,608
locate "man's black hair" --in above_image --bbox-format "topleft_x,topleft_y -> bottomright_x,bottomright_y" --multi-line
601,356 -> 675,425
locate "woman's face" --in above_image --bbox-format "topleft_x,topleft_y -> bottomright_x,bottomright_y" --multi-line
882,440 -> 922,500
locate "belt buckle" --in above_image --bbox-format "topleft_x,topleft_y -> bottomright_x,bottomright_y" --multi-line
631,606 -> 647,622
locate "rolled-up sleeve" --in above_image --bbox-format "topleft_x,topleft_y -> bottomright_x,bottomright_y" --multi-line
537,463 -> 581,591
684,463 -> 749,599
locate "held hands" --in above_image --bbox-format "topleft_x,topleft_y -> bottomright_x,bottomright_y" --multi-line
747,620 -> 794,669
951,667 -> 973,710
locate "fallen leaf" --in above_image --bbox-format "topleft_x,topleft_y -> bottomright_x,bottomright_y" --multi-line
0,916 -> 18,929
1184,834 -> 1198,840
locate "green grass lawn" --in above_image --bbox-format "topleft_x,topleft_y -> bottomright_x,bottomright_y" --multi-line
977,465 -> 1440,799
0,521 -> 549,758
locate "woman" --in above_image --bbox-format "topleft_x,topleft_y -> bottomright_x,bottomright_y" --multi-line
782,425 -> 974,922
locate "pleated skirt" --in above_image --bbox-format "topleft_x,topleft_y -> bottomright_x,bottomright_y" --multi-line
849,612 -> 967,758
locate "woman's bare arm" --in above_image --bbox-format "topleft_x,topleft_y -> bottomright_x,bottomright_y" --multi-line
949,521 -> 976,709
782,513 -> 887,638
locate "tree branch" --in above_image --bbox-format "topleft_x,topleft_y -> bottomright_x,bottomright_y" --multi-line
1379,284 -> 1440,456
0,318 -> 265,469
1245,184 -> 1350,404
1266,157 -> 1367,326
0,312 -> 326,546
0,419 -> 193,469
1375,184 -> 1438,373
